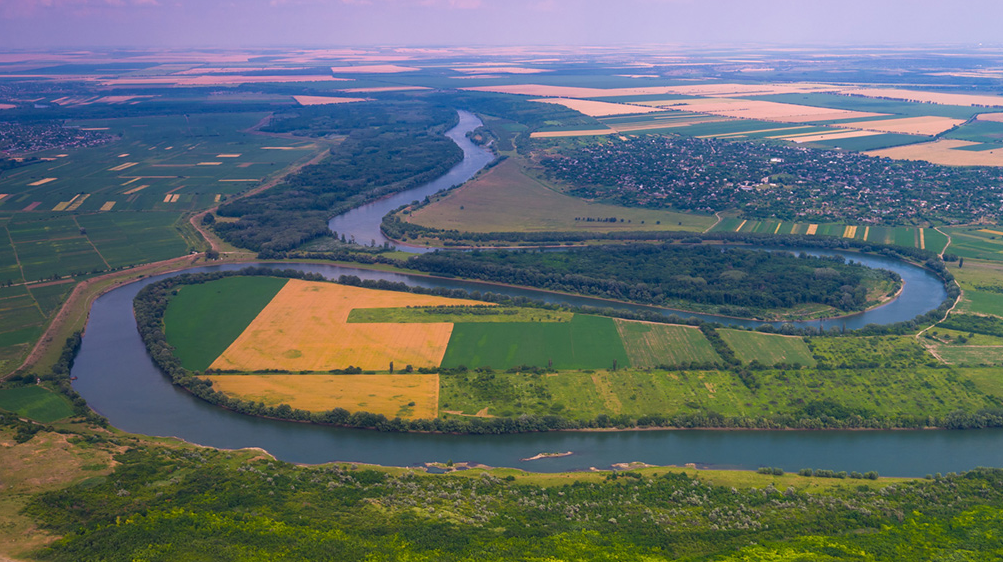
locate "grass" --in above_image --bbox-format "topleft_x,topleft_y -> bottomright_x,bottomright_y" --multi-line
0,385 -> 74,422
164,276 -> 290,371
950,261 -> 1003,317
439,364 -> 994,421
77,212 -> 191,267
718,330 -> 817,367
935,346 -> 1003,366
957,290 -> 1003,317
614,320 -> 721,367
404,158 -> 713,235
942,227 -> 1003,261
441,314 -> 629,371
348,305 -> 571,324
807,336 -> 935,370
205,373 -> 440,419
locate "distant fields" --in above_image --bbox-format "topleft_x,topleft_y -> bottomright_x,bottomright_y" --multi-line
404,158 -> 714,234
711,217 -> 949,253
1,212 -> 193,284
0,385 -> 74,422
441,314 -> 629,371
718,330 -> 817,367
0,113 -> 314,215
164,276 -> 289,371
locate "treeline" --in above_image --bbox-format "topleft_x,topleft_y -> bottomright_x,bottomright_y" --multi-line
405,244 -> 895,314
213,101 -> 462,252
939,313 -> 1003,338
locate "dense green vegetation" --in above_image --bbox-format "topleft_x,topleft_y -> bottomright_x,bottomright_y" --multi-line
214,102 -> 463,252
162,276 -> 289,371
408,245 -> 899,319
18,439 -> 1003,561
717,330 -> 817,367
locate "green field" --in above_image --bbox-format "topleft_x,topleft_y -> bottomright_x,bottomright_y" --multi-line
957,290 -> 1003,317
0,279 -> 74,372
614,320 -> 721,367
935,346 -> 1003,366
807,133 -> 928,151
661,119 -> 795,137
748,92 -> 1001,120
945,120 -> 1003,143
439,363 -> 994,420
163,276 -> 289,371
440,314 -> 630,371
347,305 -> 573,324
0,385 -> 74,422
942,227 -> 1003,261
0,211 -> 190,282
718,330 -> 816,367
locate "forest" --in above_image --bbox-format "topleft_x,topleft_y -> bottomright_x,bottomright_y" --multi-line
406,245 -> 900,317
213,101 -> 462,252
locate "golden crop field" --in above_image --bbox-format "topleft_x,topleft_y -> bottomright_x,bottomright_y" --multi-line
293,95 -> 368,106
206,373 -> 439,419
839,116 -> 965,136
867,139 -> 1003,166
210,280 -> 487,372
530,98 -> 661,117
654,98 -> 884,123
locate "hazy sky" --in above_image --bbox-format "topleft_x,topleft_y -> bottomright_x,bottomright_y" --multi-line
1,0 -> 1001,49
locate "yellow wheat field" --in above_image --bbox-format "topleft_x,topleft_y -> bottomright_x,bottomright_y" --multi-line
293,95 -> 368,106
100,201 -> 115,211
206,374 -> 439,419
806,224 -> 819,235
530,98 -> 661,117
843,225 -> 858,238
866,139 -> 1003,166
838,88 -> 1003,108
838,116 -> 965,136
27,177 -> 57,186
655,98 -> 886,123
978,113 -> 1003,123
211,280 -> 487,372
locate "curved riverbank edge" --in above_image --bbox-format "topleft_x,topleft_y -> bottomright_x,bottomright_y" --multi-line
126,264 -> 987,436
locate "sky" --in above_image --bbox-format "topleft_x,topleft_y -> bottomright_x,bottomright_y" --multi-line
0,0 -> 1001,49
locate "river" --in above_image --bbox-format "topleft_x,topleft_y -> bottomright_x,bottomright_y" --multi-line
71,111 -> 1000,476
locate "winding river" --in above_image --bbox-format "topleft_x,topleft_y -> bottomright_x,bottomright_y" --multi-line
71,111 -> 1003,476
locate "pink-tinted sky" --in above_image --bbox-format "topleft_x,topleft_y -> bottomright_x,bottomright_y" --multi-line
0,0 -> 1000,49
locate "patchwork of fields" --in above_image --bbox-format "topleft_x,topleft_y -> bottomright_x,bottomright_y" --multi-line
164,276 -> 831,419
508,81 -> 1003,160
710,217 -> 949,253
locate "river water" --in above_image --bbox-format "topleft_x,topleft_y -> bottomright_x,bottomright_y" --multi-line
70,111 -> 1002,476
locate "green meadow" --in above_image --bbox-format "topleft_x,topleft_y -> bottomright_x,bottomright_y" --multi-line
163,276 -> 289,371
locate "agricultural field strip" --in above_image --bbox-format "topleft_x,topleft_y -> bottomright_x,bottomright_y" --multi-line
206,374 -> 440,419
